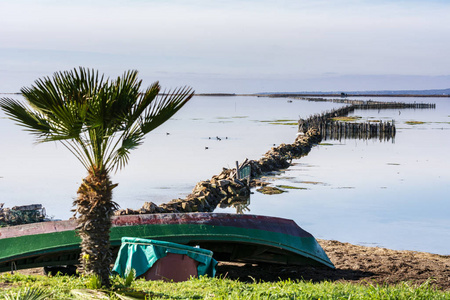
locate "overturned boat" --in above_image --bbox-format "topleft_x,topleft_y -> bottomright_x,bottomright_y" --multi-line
0,213 -> 334,272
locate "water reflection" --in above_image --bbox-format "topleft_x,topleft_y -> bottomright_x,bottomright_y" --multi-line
219,196 -> 250,214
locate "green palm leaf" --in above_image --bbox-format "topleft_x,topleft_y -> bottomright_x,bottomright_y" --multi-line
0,67 -> 194,173
4,287 -> 51,300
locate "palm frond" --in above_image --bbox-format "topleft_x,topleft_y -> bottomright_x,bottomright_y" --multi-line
0,97 -> 52,139
140,86 -> 194,134
4,287 -> 51,300
0,67 -> 194,174
105,126 -> 144,173
128,81 -> 160,126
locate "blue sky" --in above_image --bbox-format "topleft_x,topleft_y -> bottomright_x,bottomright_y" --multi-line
1,0 -> 449,93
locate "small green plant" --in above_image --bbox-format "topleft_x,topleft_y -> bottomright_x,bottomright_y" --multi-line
4,287 -> 51,300
85,274 -> 103,290
124,268 -> 136,288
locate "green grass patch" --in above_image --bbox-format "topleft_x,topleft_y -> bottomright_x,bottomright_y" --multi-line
258,119 -> 298,126
269,122 -> 298,125
1,274 -> 448,299
271,119 -> 297,122
256,186 -> 285,194
276,185 -> 307,190
405,121 -> 426,125
260,175 -> 294,181
331,116 -> 362,122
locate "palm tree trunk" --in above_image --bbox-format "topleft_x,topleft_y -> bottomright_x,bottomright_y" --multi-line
73,168 -> 118,287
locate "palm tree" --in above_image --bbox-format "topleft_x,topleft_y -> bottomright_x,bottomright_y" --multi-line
0,67 -> 194,286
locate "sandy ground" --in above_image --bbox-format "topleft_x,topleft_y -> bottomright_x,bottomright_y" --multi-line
217,240 -> 450,291
3,240 -> 449,291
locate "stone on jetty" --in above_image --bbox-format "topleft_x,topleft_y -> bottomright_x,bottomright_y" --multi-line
0,204 -> 46,226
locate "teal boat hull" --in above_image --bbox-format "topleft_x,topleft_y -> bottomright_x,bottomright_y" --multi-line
0,213 -> 334,272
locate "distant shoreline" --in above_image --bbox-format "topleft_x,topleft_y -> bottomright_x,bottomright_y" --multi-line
2,92 -> 449,98
195,93 -> 450,98
257,93 -> 450,98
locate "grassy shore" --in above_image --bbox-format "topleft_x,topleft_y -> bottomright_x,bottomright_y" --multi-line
1,239 -> 449,299
1,272 -> 449,299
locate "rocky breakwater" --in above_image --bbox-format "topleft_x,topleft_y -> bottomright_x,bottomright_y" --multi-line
114,128 -> 322,215
115,169 -> 250,215
245,128 -> 321,178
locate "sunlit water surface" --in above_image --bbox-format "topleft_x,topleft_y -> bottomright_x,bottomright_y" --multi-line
1,95 -> 449,254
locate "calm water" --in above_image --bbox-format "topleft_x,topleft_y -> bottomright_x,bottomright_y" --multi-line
1,95 -> 449,255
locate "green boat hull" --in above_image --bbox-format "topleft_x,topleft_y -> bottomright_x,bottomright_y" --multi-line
0,213 -> 334,272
